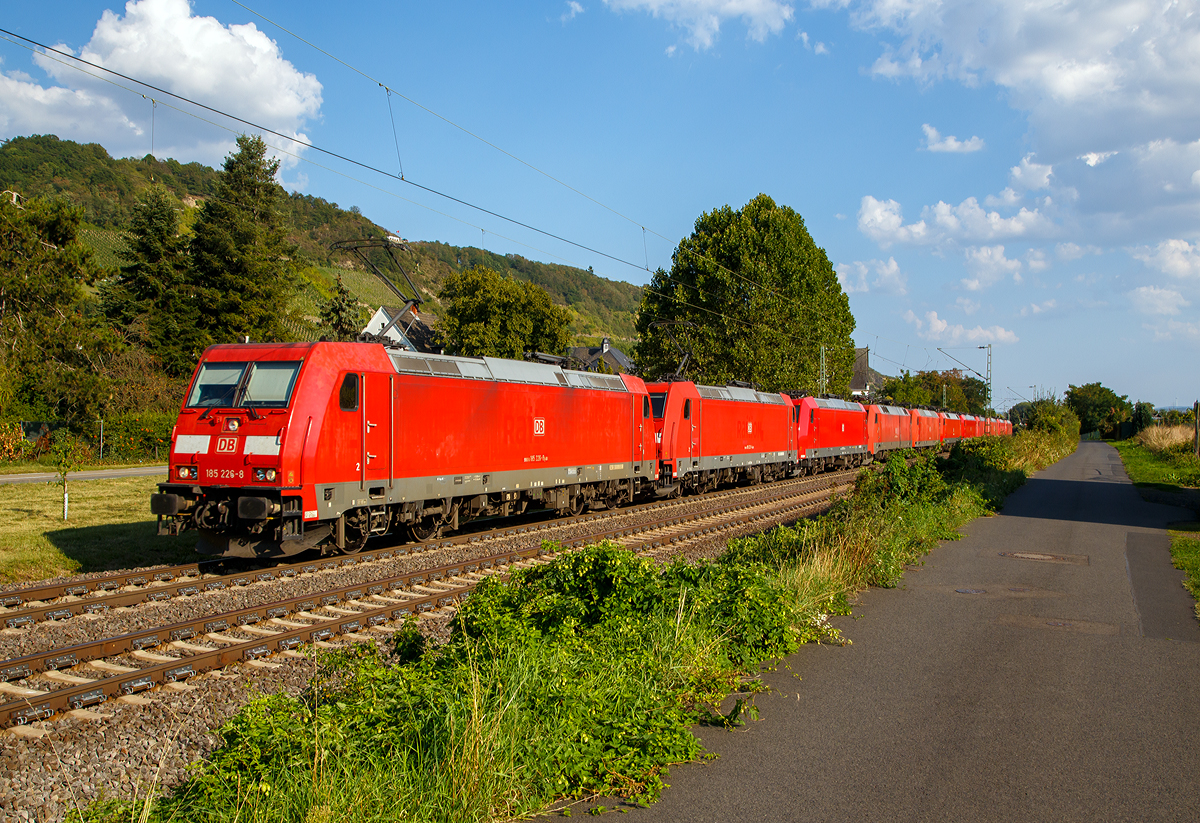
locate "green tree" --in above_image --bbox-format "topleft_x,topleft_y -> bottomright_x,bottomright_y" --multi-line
189,135 -> 298,344
100,184 -> 207,376
1132,401 -> 1155,435
1065,382 -> 1131,434
0,196 -> 114,423
634,194 -> 854,393
320,273 -> 367,341
436,265 -> 571,358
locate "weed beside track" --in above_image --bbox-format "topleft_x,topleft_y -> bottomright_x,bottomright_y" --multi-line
75,431 -> 1077,823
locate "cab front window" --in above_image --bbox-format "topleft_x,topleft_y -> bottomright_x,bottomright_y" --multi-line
187,361 -> 302,409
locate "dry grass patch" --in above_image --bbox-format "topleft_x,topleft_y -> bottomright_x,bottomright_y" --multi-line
1134,425 -> 1195,453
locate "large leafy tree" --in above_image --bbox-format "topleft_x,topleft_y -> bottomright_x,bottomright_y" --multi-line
101,184 -> 207,377
634,194 -> 854,393
189,135 -> 298,344
0,197 -> 114,422
1065,382 -> 1131,434
436,265 -> 571,358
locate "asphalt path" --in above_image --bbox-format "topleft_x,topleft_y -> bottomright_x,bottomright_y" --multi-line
0,465 -> 167,485
630,441 -> 1200,822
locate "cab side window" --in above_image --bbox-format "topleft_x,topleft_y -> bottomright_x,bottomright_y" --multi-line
683,399 -> 691,420
643,396 -> 650,419
339,373 -> 359,411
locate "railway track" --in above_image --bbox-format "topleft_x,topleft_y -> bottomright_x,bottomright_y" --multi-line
0,469 -> 854,729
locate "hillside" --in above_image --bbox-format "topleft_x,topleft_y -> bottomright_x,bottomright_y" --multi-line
0,134 -> 642,342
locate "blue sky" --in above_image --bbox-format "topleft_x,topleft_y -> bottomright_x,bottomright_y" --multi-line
2,0 -> 1198,408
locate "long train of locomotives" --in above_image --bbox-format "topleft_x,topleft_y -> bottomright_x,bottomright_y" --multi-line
150,341 -> 1011,559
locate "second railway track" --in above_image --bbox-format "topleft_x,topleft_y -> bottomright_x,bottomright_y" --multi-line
0,470 -> 853,728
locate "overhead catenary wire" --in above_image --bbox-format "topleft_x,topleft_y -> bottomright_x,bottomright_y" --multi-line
0,31 -> 590,272
0,27 -> 647,274
0,25 -> 953,373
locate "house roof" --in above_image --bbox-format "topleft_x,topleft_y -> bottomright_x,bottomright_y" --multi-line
566,339 -> 633,373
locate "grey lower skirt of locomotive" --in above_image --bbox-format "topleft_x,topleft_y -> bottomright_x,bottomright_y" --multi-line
151,484 -> 316,558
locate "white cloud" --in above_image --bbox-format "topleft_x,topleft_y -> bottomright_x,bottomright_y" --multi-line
1056,242 -> 1100,261
1079,151 -> 1117,167
955,297 -> 979,314
962,245 -> 1021,291
922,123 -> 984,153
1133,239 -> 1200,279
814,42 -> 829,55
835,256 -> 907,295
1020,299 -> 1057,317
604,0 -> 794,49
903,309 -> 1019,344
857,196 -> 929,247
562,1 -> 586,23
1149,318 -> 1200,342
813,0 -> 1200,242
858,194 -> 1052,248
1129,285 -> 1189,316
1009,155 -> 1052,190
984,187 -> 1020,208
1026,249 -> 1049,272
0,0 -> 322,169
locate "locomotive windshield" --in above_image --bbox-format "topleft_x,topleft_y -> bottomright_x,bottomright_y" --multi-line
649,393 -> 667,419
187,361 -> 302,409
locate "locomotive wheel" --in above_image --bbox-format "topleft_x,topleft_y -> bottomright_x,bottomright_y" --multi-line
409,518 -> 443,543
568,494 -> 586,516
342,508 -> 371,554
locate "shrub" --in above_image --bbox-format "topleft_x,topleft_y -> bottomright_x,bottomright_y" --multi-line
100,412 -> 174,460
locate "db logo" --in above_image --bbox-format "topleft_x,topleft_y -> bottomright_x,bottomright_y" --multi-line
747,422 -> 754,433
533,418 -> 545,436
216,436 -> 238,454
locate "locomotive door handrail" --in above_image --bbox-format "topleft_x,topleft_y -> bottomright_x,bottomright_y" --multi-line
389,374 -> 394,490
360,372 -> 366,492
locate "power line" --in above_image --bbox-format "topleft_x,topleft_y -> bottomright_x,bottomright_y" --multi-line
0,27 -> 647,273
0,32 -> 589,271
0,25 -> 945,373
229,0 -> 660,240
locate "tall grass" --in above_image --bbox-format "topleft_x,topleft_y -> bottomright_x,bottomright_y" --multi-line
1134,424 -> 1194,453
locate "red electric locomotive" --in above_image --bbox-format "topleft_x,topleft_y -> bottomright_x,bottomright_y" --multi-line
645,381 -> 795,494
152,342 -> 659,558
866,404 -> 913,456
793,396 -> 869,472
909,408 -> 943,448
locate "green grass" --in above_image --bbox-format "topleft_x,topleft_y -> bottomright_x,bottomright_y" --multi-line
0,476 -> 195,584
1112,438 -> 1200,491
1168,523 -> 1200,622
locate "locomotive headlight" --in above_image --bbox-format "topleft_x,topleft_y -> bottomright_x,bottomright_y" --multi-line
177,466 -> 197,480
225,418 -> 240,432
253,468 -> 278,482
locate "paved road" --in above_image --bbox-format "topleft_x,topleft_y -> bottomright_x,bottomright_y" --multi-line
0,465 -> 167,485
632,441 -> 1200,822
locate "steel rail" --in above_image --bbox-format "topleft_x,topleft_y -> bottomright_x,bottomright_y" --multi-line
0,471 -> 841,625
0,475 -> 852,726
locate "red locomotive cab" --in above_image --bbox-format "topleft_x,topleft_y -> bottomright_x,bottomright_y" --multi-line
646,381 -> 701,482
868,404 -> 913,455
152,342 -> 318,556
909,408 -> 942,448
